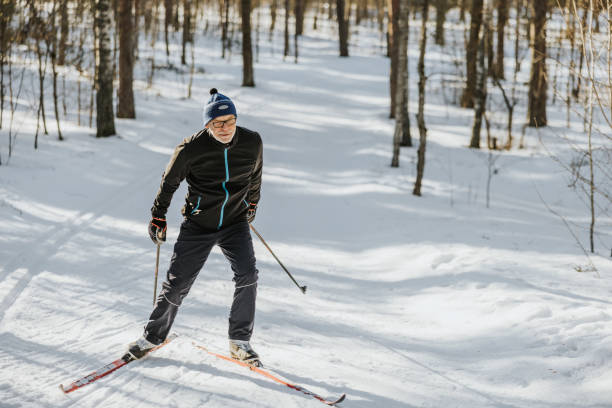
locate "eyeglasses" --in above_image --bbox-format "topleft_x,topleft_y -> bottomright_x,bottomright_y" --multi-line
211,117 -> 236,129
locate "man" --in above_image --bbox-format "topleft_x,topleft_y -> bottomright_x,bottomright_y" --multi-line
128,88 -> 263,366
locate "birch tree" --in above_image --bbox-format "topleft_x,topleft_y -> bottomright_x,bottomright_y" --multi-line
390,0 -> 410,167
413,0 -> 429,196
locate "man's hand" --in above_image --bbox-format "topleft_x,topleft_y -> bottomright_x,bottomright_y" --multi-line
247,203 -> 257,223
148,217 -> 167,244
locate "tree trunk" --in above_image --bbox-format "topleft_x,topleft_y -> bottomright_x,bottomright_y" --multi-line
164,0 -> 173,58
0,0 -> 15,130
50,0 -> 64,141
387,0 -> 399,118
527,0 -> 547,127
118,0 -> 135,118
460,0 -> 483,108
413,0 -> 429,196
96,0 -> 117,137
222,0 -> 229,58
573,8 -> 587,99
494,0 -> 508,79
144,0 -> 153,35
295,0 -> 305,35
294,6 -> 299,63
284,0 -> 290,56
242,0 -> 255,86
255,0 -> 261,62
173,0 -> 181,31
400,5 -> 411,148
337,0 -> 349,56
182,0 -> 192,65
35,25 -> 49,140
270,0 -> 277,40
434,0 -> 446,46
485,6 -> 494,77
470,4 -> 490,149
58,0 -> 69,66
133,0 -> 139,60
391,0 -> 411,166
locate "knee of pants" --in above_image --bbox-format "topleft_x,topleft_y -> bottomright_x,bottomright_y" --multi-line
233,267 -> 258,288
161,275 -> 196,306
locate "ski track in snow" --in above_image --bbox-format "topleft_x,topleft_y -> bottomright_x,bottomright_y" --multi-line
0,168 -> 161,325
1,12 -> 612,408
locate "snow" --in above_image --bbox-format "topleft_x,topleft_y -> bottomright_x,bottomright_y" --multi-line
1,10 -> 612,408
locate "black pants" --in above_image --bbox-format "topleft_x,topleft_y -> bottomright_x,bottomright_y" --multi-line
144,219 -> 258,344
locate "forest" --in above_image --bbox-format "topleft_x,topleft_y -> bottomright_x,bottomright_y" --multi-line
0,2 -> 611,406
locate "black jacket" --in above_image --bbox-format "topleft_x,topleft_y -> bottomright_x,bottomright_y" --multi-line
151,126 -> 263,232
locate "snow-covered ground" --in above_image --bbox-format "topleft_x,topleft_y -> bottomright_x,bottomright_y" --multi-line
1,11 -> 611,408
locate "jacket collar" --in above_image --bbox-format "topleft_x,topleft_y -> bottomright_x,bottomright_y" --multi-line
206,126 -> 241,149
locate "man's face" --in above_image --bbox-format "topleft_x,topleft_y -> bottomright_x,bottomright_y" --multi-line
207,114 -> 237,144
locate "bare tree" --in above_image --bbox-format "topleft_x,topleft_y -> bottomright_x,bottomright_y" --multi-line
295,0 -> 305,35
434,0 -> 447,46
0,0 -> 15,130
48,0 -> 64,141
242,0 -> 255,86
470,0 -> 492,149
387,0 -> 399,117
117,0 -> 135,118
460,0 -> 484,108
493,0 -> 508,79
58,0 -> 69,66
32,2 -> 50,148
413,0 -> 429,196
459,0 -> 466,22
337,0 -> 349,56
527,0 -> 547,127
96,0 -> 117,137
336,0 -> 348,57
270,0 -> 278,40
390,0 -> 410,167
571,0 -> 610,252
181,0 -> 192,65
164,0 -> 173,59
284,0 -> 290,57
294,1 -> 299,63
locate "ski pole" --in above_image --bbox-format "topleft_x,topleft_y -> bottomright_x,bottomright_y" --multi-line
249,224 -> 307,294
153,243 -> 160,305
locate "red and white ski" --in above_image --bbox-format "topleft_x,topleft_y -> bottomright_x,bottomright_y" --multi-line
193,342 -> 346,406
59,333 -> 178,394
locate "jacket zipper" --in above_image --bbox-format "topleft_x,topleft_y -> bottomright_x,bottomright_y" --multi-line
218,148 -> 230,229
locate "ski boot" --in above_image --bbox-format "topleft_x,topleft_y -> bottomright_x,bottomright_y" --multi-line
127,336 -> 157,360
229,339 -> 262,367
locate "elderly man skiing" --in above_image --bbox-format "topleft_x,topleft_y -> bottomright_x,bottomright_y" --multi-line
128,88 -> 263,366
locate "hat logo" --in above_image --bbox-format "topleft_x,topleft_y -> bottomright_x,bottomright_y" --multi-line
219,105 -> 229,110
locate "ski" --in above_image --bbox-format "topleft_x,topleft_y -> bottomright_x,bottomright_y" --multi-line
193,342 -> 346,406
59,333 -> 178,394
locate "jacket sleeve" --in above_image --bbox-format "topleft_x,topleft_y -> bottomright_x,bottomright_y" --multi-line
247,135 -> 263,205
151,142 -> 190,218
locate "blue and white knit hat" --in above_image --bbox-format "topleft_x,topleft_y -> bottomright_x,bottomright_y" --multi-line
204,88 -> 237,125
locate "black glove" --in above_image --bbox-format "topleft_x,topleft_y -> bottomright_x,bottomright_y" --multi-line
247,203 -> 257,223
148,217 -> 167,244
